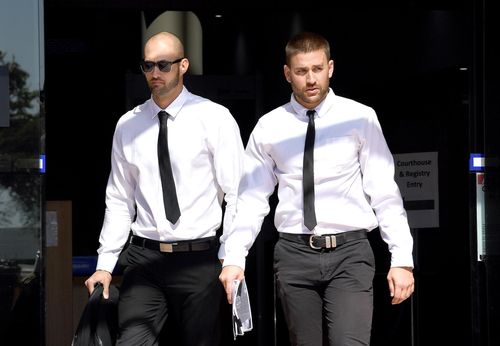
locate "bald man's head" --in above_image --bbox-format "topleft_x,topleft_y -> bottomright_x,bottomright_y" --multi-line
144,32 -> 185,59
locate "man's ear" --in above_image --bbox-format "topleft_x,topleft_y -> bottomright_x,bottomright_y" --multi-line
180,58 -> 189,74
284,65 -> 291,83
329,60 -> 334,78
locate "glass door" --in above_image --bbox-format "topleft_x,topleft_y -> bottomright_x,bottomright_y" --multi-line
471,0 -> 500,345
0,0 -> 45,344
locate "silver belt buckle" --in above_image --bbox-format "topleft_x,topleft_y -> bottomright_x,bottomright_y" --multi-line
159,243 -> 174,252
309,235 -> 337,249
309,235 -> 322,250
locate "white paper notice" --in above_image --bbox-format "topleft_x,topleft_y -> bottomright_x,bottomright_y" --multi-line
232,279 -> 253,339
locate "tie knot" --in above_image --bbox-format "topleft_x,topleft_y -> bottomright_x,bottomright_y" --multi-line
158,110 -> 169,124
306,110 -> 316,119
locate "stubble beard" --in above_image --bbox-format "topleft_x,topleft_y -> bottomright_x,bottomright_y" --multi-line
149,72 -> 181,99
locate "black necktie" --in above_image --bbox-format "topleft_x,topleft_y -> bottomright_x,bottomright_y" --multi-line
157,110 -> 181,224
303,109 -> 317,231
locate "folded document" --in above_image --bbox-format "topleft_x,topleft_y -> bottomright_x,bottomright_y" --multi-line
232,279 -> 253,339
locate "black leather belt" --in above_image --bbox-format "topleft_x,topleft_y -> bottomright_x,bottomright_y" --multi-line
130,235 -> 218,253
279,229 -> 368,250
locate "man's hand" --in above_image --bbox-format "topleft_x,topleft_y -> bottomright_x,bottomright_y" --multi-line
84,270 -> 112,299
219,265 -> 245,304
387,267 -> 414,305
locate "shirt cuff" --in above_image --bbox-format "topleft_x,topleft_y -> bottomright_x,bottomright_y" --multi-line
96,253 -> 119,274
221,253 -> 247,271
390,249 -> 414,269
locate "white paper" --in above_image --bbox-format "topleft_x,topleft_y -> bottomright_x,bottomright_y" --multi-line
232,279 -> 253,339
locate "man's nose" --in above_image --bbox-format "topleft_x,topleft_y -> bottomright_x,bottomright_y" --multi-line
151,65 -> 161,76
306,71 -> 316,84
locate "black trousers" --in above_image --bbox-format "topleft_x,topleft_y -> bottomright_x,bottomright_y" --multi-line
116,242 -> 223,346
274,237 -> 375,346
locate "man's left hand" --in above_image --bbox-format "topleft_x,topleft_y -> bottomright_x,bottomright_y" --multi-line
387,267 -> 414,305
219,265 -> 245,304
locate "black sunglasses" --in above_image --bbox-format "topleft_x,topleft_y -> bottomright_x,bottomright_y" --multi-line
140,58 -> 184,73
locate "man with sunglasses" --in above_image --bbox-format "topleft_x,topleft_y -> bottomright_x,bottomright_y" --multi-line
85,31 -> 244,346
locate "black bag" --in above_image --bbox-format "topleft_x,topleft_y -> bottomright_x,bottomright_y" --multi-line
72,283 -> 119,346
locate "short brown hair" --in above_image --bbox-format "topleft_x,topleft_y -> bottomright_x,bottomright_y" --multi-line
285,32 -> 331,66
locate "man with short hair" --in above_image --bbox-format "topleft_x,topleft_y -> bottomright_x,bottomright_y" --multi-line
219,31 -> 414,346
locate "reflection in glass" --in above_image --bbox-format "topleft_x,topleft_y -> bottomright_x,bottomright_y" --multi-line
0,51 -> 41,169
0,0 -> 44,343
0,175 -> 41,344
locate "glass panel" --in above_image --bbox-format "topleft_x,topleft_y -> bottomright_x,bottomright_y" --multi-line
0,0 -> 44,344
483,2 -> 500,344
0,174 -> 42,344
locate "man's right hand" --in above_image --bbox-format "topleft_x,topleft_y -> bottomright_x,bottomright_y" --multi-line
219,265 -> 245,304
84,269 -> 112,299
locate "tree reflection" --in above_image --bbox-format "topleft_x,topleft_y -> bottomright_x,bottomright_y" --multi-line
0,50 -> 42,344
0,50 -> 41,227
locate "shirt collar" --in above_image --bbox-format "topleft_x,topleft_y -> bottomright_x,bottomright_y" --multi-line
290,88 -> 335,119
149,86 -> 189,119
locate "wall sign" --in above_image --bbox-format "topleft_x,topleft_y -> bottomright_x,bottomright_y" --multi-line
393,152 -> 439,229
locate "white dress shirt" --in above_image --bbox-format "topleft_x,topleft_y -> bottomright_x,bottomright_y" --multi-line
96,87 -> 244,273
220,89 -> 413,270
